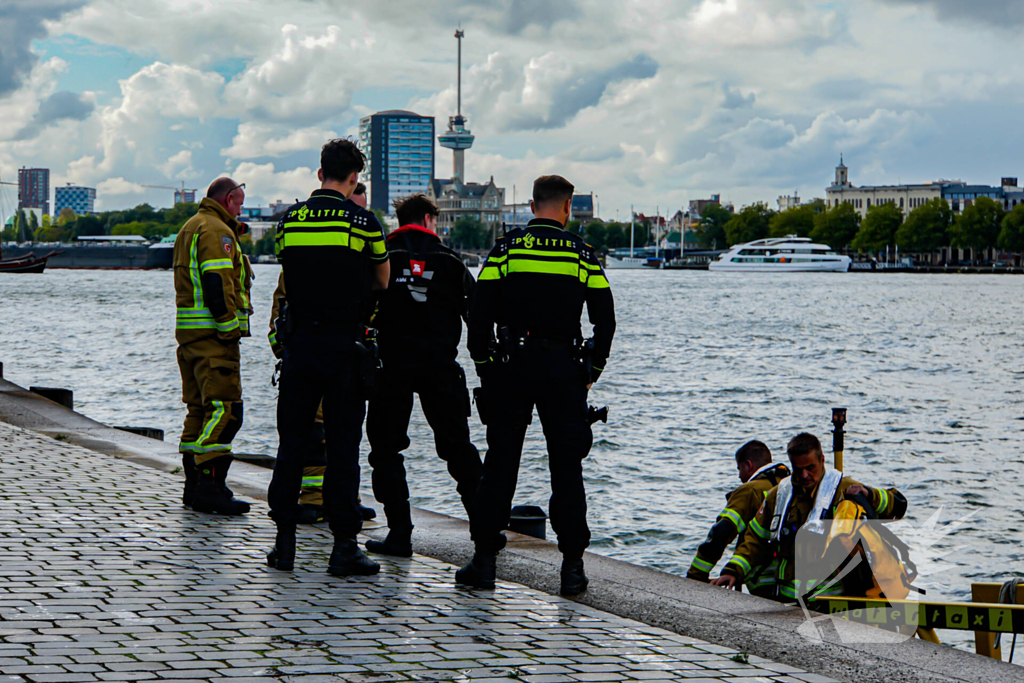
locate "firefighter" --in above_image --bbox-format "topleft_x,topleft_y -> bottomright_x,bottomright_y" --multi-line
174,177 -> 253,515
457,175 -> 616,596
712,432 -> 907,602
364,193 -> 481,557
266,139 -> 389,576
687,440 -> 789,598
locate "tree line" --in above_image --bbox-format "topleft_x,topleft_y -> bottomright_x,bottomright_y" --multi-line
691,198 -> 1024,260
1,203 -> 200,244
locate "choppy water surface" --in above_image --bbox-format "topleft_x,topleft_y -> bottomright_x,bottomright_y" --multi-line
3,266 -> 1023,655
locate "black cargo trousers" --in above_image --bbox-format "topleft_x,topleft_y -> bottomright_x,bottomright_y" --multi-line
365,359 -> 482,532
470,342 -> 593,557
268,322 -> 365,539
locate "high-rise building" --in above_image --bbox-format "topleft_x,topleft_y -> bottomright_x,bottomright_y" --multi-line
54,184 -> 96,215
358,110 -> 435,214
18,167 -> 50,216
174,189 -> 196,205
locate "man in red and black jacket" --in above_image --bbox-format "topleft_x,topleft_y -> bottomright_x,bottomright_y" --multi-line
363,194 -> 483,558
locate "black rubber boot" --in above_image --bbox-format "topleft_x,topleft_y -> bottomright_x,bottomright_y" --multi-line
358,503 -> 377,521
266,525 -> 296,571
297,504 -> 325,525
328,539 -> 381,576
182,453 -> 197,507
191,456 -> 251,515
560,556 -> 589,596
365,529 -> 413,558
455,552 -> 496,590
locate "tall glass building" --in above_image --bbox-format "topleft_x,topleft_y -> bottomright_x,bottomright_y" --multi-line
359,111 -> 435,214
55,184 -> 97,215
18,167 -> 50,216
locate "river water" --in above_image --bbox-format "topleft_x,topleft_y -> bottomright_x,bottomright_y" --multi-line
3,266 -> 1022,656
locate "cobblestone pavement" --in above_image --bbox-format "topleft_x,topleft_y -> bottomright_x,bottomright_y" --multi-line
0,423 -> 838,683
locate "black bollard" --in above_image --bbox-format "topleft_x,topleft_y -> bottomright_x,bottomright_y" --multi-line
31,387 -> 73,410
508,505 -> 547,540
832,407 -> 847,471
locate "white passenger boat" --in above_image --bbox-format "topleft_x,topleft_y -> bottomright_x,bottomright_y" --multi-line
708,236 -> 851,272
605,255 -> 663,269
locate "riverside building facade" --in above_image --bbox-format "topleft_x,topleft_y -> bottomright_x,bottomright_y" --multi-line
427,177 -> 505,241
18,167 -> 50,216
359,110 -> 435,214
825,158 -> 1024,217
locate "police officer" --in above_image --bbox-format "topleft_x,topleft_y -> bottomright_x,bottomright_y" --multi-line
174,177 -> 253,515
712,433 -> 907,601
457,175 -> 616,595
687,440 -> 789,598
267,182 -> 376,525
364,193 -> 482,558
266,139 -> 389,576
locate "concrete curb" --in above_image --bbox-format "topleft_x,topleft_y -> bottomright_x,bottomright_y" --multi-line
0,374 -> 1018,683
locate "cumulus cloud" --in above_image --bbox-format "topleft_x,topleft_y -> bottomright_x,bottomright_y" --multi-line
686,0 -> 848,50
0,0 -> 85,97
722,84 -> 756,110
416,51 -> 658,134
231,161 -> 318,205
15,91 -> 94,140
222,24 -> 367,125
221,123 -> 338,159
157,150 -> 194,179
97,177 -> 144,194
880,0 -> 1024,27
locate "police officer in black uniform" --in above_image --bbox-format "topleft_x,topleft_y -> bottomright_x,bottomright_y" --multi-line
266,138 -> 389,576
363,193 -> 482,557
457,175 -> 616,595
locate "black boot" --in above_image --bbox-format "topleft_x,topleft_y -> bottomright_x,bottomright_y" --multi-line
191,456 -> 251,515
358,503 -> 377,521
365,529 -> 413,558
560,556 -> 588,596
182,453 -> 197,507
455,552 -> 496,590
266,525 -> 296,571
297,504 -> 325,525
328,539 -> 380,576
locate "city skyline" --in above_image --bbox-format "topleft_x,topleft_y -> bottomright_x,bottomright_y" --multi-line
1,1 -> 1023,218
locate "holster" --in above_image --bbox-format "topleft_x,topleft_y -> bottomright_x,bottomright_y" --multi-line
274,301 -> 294,346
354,327 -> 381,399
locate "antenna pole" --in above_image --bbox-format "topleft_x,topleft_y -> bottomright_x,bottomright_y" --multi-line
455,29 -> 464,117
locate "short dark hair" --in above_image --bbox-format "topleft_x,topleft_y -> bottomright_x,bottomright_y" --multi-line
354,182 -> 366,196
393,194 -> 439,227
735,440 -> 772,467
207,177 -> 239,200
787,433 -> 824,460
533,175 -> 574,209
321,138 -> 365,183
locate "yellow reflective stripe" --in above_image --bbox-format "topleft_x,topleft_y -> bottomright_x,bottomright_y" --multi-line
587,274 -> 610,289
720,508 -> 746,534
282,221 -> 351,229
281,232 -> 351,248
189,235 -> 204,309
582,261 -> 603,271
350,236 -> 366,252
351,227 -> 382,238
487,254 -> 508,264
370,239 -> 387,255
506,259 -> 580,277
216,318 -> 240,332
302,476 -> 324,486
197,400 -> 225,448
509,248 -> 580,260
690,557 -> 714,573
727,556 -> 752,576
199,258 -> 233,273
479,265 -> 504,281
875,488 -> 889,514
750,517 -> 769,539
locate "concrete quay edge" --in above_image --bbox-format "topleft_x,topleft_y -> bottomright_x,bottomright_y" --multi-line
0,373 -> 1018,683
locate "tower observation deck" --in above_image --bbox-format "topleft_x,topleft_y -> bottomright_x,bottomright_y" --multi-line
438,29 -> 474,182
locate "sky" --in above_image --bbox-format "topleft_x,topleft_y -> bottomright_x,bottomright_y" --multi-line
1,0 -> 1023,218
